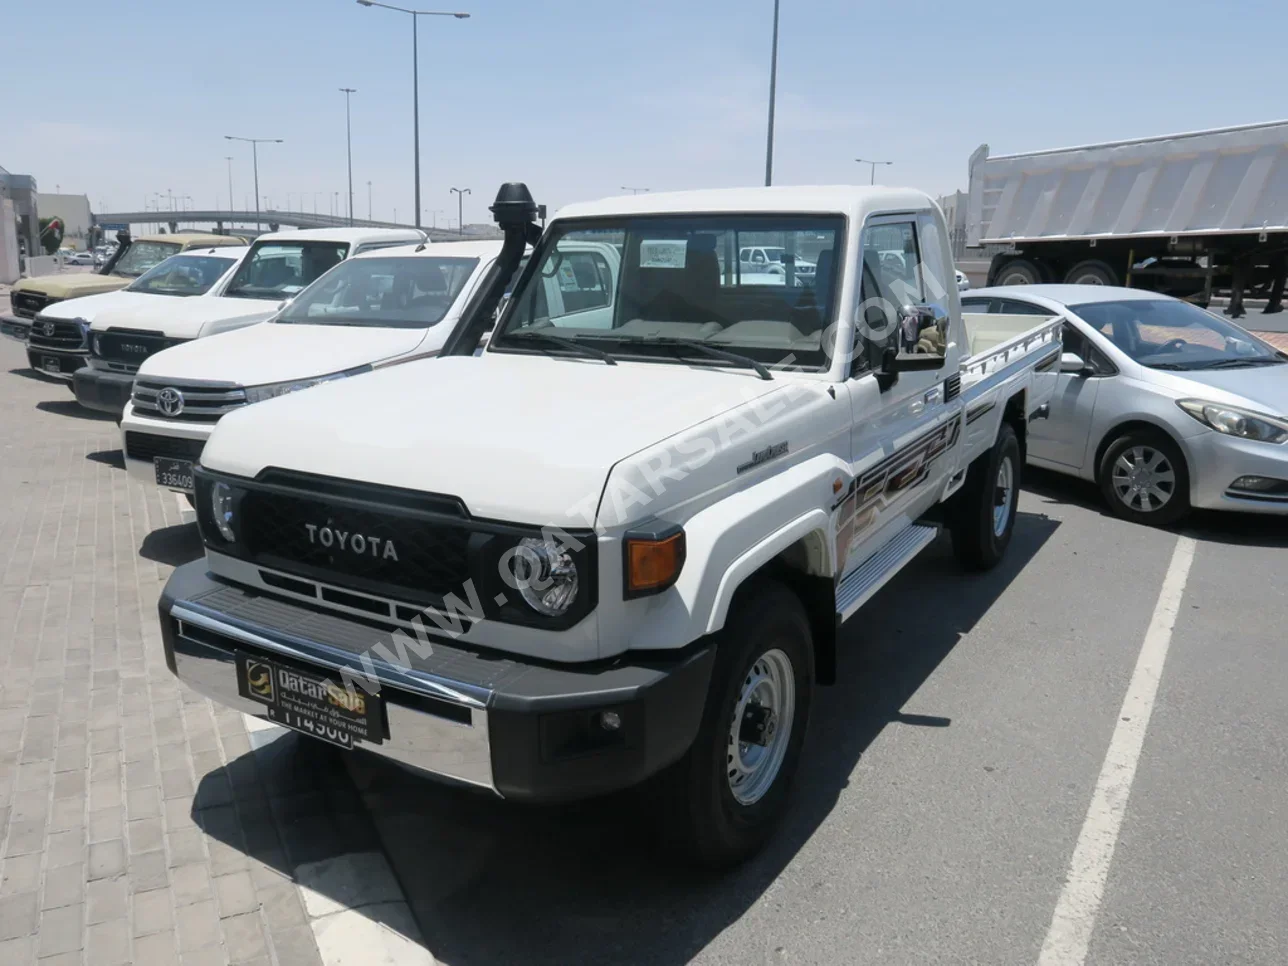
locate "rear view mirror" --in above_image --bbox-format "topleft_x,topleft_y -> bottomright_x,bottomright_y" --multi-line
1060,351 -> 1088,374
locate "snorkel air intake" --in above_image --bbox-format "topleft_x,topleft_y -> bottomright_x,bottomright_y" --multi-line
439,182 -> 543,357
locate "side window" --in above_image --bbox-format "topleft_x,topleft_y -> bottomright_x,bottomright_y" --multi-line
960,297 -> 995,313
997,298 -> 1052,316
1061,322 -> 1089,359
856,219 -> 920,372
915,212 -> 951,302
555,251 -> 612,313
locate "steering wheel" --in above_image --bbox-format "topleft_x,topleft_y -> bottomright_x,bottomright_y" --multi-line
1158,338 -> 1188,353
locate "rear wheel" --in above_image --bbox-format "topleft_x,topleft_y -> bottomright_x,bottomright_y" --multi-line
993,258 -> 1043,286
659,579 -> 813,869
1097,429 -> 1190,526
1064,259 -> 1119,287
950,422 -> 1021,570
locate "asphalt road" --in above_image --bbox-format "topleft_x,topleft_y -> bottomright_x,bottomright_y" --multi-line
1,306 -> 1284,965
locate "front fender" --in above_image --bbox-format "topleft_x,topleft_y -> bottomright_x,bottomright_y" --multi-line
612,454 -> 845,653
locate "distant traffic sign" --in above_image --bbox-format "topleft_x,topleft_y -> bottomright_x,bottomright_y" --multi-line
98,223 -> 128,231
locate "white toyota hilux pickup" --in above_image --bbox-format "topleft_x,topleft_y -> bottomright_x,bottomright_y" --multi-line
74,227 -> 424,417
158,183 -> 1061,866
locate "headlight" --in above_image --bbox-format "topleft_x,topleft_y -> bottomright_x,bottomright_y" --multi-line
211,482 -> 236,542
509,536 -> 579,617
1177,399 -> 1288,444
243,365 -> 372,404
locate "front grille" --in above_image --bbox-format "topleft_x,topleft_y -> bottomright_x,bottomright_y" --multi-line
96,329 -> 185,368
123,432 -> 205,463
28,317 -> 87,351
237,486 -> 473,605
11,292 -> 51,319
132,379 -> 247,422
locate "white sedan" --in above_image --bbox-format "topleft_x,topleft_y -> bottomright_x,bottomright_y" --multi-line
962,285 -> 1288,524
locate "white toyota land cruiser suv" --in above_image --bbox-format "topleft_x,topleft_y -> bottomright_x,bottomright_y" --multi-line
158,183 -> 1061,866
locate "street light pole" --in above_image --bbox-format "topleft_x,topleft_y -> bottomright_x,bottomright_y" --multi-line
225,135 -> 283,231
854,158 -> 893,185
340,87 -> 357,226
764,0 -> 780,187
449,187 -> 470,236
224,156 -> 235,213
620,186 -> 649,194
367,181 -> 373,221
356,1 -> 470,230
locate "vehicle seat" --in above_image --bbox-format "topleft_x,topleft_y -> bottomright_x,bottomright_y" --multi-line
790,249 -> 833,336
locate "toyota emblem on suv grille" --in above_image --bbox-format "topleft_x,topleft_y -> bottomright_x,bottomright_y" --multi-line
156,388 -> 185,417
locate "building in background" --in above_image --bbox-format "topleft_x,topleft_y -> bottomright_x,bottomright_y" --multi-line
1,165 -> 40,260
36,192 -> 93,250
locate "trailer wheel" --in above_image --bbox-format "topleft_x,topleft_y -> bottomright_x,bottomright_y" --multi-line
950,422 -> 1020,571
658,578 -> 813,869
1064,260 -> 1119,286
994,258 -> 1043,286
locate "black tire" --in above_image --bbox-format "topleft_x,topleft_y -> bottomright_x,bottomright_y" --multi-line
993,258 -> 1043,286
658,579 -> 814,870
1097,428 -> 1191,526
1064,259 -> 1120,287
950,422 -> 1021,571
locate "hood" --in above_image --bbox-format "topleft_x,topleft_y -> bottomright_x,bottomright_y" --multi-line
1142,362 -> 1288,415
14,274 -> 131,299
201,353 -> 789,526
137,321 -> 431,385
92,293 -> 281,341
42,290 -> 177,324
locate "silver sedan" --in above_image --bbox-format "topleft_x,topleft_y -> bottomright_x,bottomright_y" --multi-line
963,285 -> 1288,524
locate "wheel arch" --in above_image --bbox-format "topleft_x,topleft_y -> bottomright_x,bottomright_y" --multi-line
1092,418 -> 1189,484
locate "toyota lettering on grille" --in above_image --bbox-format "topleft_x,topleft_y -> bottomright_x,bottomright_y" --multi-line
156,387 -> 185,417
305,524 -> 400,561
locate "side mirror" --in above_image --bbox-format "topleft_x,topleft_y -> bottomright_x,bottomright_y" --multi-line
898,303 -> 949,351
1060,351 -> 1089,374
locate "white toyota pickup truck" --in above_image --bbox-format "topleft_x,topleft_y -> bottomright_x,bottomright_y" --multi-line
158,183 -> 1061,866
74,227 -> 424,416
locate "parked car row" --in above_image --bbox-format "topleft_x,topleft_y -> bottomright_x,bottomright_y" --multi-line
7,182 -> 1287,868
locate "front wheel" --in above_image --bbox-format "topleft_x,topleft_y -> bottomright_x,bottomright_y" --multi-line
659,579 -> 814,869
950,422 -> 1020,570
1097,429 -> 1190,525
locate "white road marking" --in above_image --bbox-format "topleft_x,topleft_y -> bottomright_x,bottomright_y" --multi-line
1037,535 -> 1197,966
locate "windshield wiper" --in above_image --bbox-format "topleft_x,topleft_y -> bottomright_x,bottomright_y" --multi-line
1191,357 -> 1285,369
506,330 -> 617,365
638,337 -> 773,380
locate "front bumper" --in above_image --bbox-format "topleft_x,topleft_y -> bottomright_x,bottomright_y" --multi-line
25,346 -> 87,382
0,315 -> 30,344
160,562 -> 714,801
121,402 -> 216,491
1185,429 -> 1288,514
74,367 -> 135,416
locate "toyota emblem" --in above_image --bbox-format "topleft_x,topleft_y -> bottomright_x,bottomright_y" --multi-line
40,320 -> 56,338
156,387 -> 185,417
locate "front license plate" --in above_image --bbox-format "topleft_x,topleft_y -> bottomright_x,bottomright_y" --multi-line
42,356 -> 61,373
154,457 -> 194,491
235,653 -> 382,749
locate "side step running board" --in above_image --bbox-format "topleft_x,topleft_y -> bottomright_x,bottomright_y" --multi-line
835,524 -> 939,621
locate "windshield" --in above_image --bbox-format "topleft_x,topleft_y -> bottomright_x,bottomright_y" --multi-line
110,241 -> 182,278
274,255 -> 479,328
125,254 -> 236,297
1071,298 -> 1284,369
495,216 -> 842,370
222,241 -> 350,300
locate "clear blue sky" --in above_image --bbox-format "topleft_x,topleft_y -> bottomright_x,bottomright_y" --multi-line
6,0 -> 1286,226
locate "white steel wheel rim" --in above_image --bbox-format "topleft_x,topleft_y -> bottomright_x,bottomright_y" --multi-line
993,455 -> 1015,537
1111,445 -> 1176,513
1000,271 -> 1030,285
727,648 -> 795,806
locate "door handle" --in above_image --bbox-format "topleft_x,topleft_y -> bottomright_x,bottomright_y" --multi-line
924,385 -> 944,405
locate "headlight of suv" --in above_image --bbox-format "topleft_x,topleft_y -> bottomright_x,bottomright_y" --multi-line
1177,399 -> 1288,444
243,364 -> 372,404
509,536 -> 579,617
